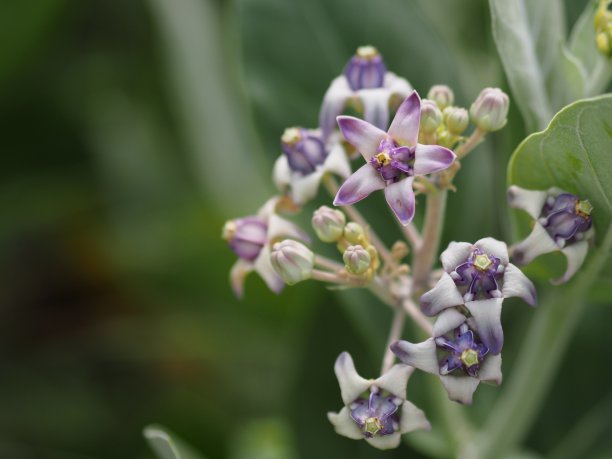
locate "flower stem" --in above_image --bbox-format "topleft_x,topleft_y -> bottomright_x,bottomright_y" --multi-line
314,254 -> 343,272
380,308 -> 406,374
402,298 -> 433,336
310,269 -> 346,284
455,128 -> 486,159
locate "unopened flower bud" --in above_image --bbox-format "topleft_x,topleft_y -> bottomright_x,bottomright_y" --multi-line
343,222 -> 366,244
344,45 -> 387,91
419,99 -> 443,134
470,88 -> 509,132
270,240 -> 314,285
343,245 -> 371,275
427,85 -> 455,110
594,1 -> 612,56
443,106 -> 469,135
281,127 -> 327,175
312,206 -> 346,242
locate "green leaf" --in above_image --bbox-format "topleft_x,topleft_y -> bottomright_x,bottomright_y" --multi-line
508,94 -> 612,237
144,425 -> 207,459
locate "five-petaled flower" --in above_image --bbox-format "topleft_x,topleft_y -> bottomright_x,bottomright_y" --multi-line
222,197 -> 309,298
333,91 -> 456,225
508,186 -> 594,284
328,352 -> 430,450
420,237 -> 536,354
319,46 -> 413,139
392,309 -> 502,404
273,127 -> 350,205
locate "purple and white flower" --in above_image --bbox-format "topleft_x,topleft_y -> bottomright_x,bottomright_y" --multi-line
508,186 -> 594,284
319,46 -> 413,138
222,198 -> 309,298
332,91 -> 456,226
273,128 -> 350,205
420,237 -> 536,354
391,310 -> 502,405
328,352 -> 430,450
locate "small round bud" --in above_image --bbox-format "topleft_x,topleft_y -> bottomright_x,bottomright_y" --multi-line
343,222 -> 366,244
281,127 -> 327,175
427,85 -> 455,110
443,106 -> 469,135
312,206 -> 346,242
270,240 -> 314,285
343,245 -> 371,275
470,87 -> 509,132
419,99 -> 443,135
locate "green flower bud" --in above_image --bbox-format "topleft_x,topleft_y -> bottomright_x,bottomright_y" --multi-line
311,206 -> 346,242
343,245 -> 371,275
344,222 -> 366,245
419,99 -> 443,135
271,240 -> 314,285
427,85 -> 455,110
470,87 -> 509,132
443,106 -> 469,135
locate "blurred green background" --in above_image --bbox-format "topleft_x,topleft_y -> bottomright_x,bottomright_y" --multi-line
1,0 -> 611,458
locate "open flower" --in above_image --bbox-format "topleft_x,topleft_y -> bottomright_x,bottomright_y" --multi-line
391,310 -> 502,404
508,186 -> 594,284
420,237 -> 536,354
333,91 -> 456,225
319,46 -> 413,138
273,128 -> 350,205
222,198 -> 308,298
328,352 -> 430,450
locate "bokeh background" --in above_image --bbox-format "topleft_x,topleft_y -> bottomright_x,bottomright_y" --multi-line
1,0 -> 611,458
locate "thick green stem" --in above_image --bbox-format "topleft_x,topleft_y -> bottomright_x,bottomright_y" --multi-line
473,224 -> 612,459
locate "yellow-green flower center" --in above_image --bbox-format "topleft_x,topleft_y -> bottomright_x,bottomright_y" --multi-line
364,416 -> 383,435
461,349 -> 479,368
282,127 -> 302,145
356,45 -> 379,60
375,152 -> 391,167
473,253 -> 493,271
575,199 -> 593,217
222,221 -> 237,241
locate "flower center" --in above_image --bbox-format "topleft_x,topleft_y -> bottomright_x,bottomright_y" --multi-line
461,349 -> 479,368
472,253 -> 493,271
575,199 -> 593,218
364,417 -> 383,435
375,152 -> 391,167
356,45 -> 379,60
222,221 -> 237,241
281,127 -> 301,145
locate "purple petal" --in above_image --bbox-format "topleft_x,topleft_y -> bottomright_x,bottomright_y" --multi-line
336,116 -> 387,161
390,339 -> 439,374
440,375 -> 480,404
384,177 -> 416,225
319,76 -> 352,139
334,163 -> 384,206
388,91 -> 421,146
464,298 -> 504,355
334,352 -> 371,405
501,263 -> 537,306
553,240 -> 589,285
413,144 -> 456,175
360,88 -> 391,130
420,272 -> 464,316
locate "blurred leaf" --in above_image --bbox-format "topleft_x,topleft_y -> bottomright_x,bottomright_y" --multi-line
144,425 -> 207,459
229,418 -> 297,459
508,94 -> 612,237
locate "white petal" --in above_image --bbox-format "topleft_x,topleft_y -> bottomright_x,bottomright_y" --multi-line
266,214 -> 309,243
390,339 -> 439,375
399,400 -> 431,433
511,222 -> 559,265
289,170 -> 323,205
384,177 -> 416,226
272,156 -> 291,191
229,259 -> 253,299
502,263 -> 537,306
383,72 -> 413,95
552,240 -> 589,285
322,141 -> 351,179
475,237 -> 509,265
440,241 -> 473,272
253,244 -> 284,294
413,144 -> 456,176
440,375 -> 480,405
319,76 -> 352,139
507,185 -> 548,219
336,116 -> 387,161
420,272 -> 464,316
359,88 -> 391,131
479,354 -> 502,385
334,352 -> 371,405
432,308 -> 467,337
388,91 -> 420,146
333,163 -> 385,205
374,364 -> 413,398
464,298 -> 504,355
328,407 -> 363,440
365,432 -> 401,450
256,196 -> 280,218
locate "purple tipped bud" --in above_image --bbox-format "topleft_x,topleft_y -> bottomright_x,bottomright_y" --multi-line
427,85 -> 454,110
343,245 -> 371,274
470,88 -> 509,132
419,99 -> 443,134
281,127 -> 327,175
312,206 -> 346,242
222,217 -> 268,261
270,240 -> 314,285
343,222 -> 366,245
343,46 -> 386,91
443,106 -> 469,135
